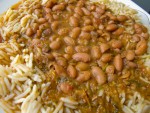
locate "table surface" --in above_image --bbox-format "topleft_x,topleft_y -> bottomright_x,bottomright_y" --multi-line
0,0 -> 149,113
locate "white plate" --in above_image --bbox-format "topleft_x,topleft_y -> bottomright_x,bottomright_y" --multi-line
0,0 -> 149,113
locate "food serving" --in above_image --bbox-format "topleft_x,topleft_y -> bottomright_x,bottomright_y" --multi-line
0,0 -> 150,112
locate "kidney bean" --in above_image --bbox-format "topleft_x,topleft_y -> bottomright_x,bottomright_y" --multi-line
135,39 -> 147,55
100,43 -> 110,53
46,13 -> 53,22
75,7 -> 83,16
112,40 -> 122,49
131,34 -> 140,42
73,13 -> 81,19
64,36 -> 75,46
58,28 -> 69,36
52,4 -> 65,11
91,66 -> 106,85
32,23 -> 39,33
106,65 -> 115,74
63,54 -> 71,60
67,65 -> 77,78
45,1 -> 56,8
77,0 -> 85,7
101,53 -> 112,63
59,82 -> 73,94
38,18 -> 47,24
113,27 -> 124,35
113,54 -> 123,71
54,63 -> 66,76
106,13 -> 117,21
49,40 -> 61,50
91,46 -> 102,60
51,21 -> 59,31
106,24 -> 118,31
134,23 -> 143,34
72,53 -> 91,62
127,61 -> 137,68
70,27 -> 81,39
75,45 -> 89,53
76,62 -> 89,71
126,50 -> 135,61
65,46 -> 74,54
82,7 -> 91,16
56,57 -> 67,67
76,71 -> 91,82
97,60 -> 106,68
121,69 -> 130,79
84,18 -> 92,25
82,25 -> 95,32
79,31 -> 91,39
26,28 -> 34,36
117,15 -> 128,22
96,7 -> 105,14
141,32 -> 149,40
69,16 -> 79,27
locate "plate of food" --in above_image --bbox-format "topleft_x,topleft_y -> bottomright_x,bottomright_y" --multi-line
0,0 -> 150,113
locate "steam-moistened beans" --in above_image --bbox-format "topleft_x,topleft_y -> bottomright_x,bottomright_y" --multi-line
59,82 -> 73,94
70,27 -> 81,39
22,0 -> 150,112
76,71 -> 91,82
114,54 -> 123,71
126,50 -> 135,61
135,39 -> 147,55
73,53 -> 91,62
92,66 -> 106,85
76,62 -> 89,71
91,46 -> 101,60
67,65 -> 77,78
106,24 -> 118,31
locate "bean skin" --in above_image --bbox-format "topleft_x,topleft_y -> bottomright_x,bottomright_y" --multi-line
135,39 -> 147,55
101,53 -> 112,63
117,15 -> 128,22
112,40 -> 122,49
113,27 -> 124,35
52,4 -> 65,11
79,31 -> 91,40
67,65 -> 77,78
113,54 -> 123,71
126,50 -> 135,61
75,7 -> 83,16
64,36 -> 75,46
69,16 -> 79,27
45,1 -> 56,8
91,66 -> 106,85
49,40 -> 61,50
72,53 -> 91,62
26,28 -> 34,36
82,7 -> 91,16
106,65 -> 115,74
65,46 -> 74,54
70,27 -> 81,39
106,24 -> 118,31
56,57 -> 67,67
76,71 -> 91,83
76,62 -> 89,71
100,43 -> 110,53
38,18 -> 47,24
91,46 -> 102,60
54,63 -> 66,76
75,45 -> 89,53
107,74 -> 116,82
82,25 -> 95,32
51,21 -> 59,31
59,82 -> 73,94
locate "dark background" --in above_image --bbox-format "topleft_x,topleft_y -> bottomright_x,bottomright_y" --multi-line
132,0 -> 150,13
